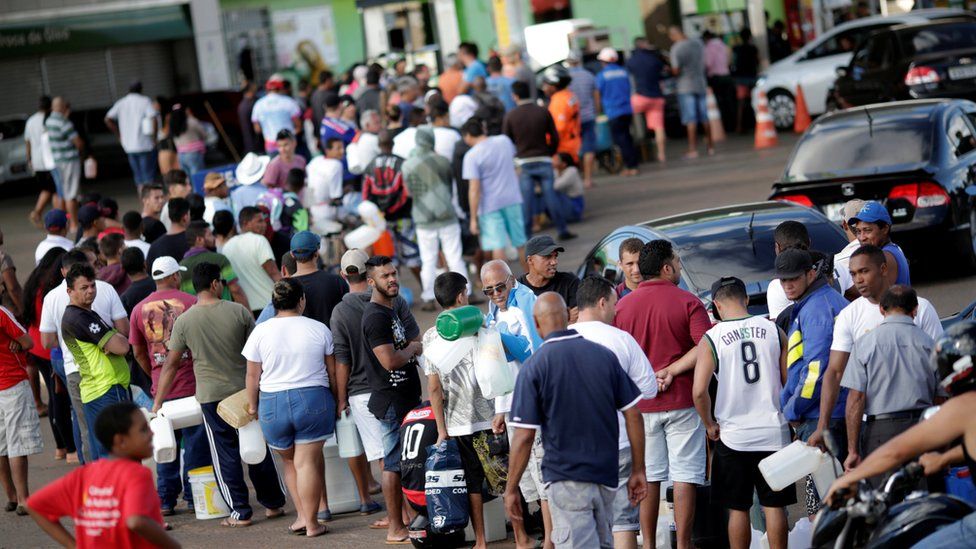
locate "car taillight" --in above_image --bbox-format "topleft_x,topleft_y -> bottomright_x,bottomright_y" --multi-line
889,182 -> 949,208
905,66 -> 940,86
775,194 -> 814,207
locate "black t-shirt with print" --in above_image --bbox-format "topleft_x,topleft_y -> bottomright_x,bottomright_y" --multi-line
518,272 -> 581,309
362,301 -> 421,420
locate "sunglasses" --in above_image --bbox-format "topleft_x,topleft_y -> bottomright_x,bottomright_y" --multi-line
483,281 -> 509,296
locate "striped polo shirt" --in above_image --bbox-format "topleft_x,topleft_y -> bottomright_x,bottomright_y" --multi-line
44,112 -> 79,163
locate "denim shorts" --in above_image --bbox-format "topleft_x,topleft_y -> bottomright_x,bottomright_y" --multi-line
580,120 -> 597,154
379,405 -> 404,473
643,407 -> 706,484
258,386 -> 335,450
677,93 -> 708,126
478,203 -> 527,251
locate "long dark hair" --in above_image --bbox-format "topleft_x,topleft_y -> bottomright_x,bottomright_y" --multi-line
169,105 -> 188,137
22,247 -> 67,326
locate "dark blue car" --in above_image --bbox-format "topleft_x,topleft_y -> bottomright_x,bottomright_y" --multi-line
771,99 -> 976,270
576,201 -> 849,316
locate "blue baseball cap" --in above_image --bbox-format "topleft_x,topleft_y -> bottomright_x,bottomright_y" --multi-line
848,200 -> 892,226
44,209 -> 68,230
289,230 -> 320,260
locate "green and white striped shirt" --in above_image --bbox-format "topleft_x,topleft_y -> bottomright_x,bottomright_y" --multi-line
44,112 -> 79,163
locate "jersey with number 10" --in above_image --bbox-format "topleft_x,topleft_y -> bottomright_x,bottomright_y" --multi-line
703,316 -> 790,452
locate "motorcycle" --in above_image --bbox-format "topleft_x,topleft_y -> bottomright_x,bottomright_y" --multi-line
812,423 -> 975,549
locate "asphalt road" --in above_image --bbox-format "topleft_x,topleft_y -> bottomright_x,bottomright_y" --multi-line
1,132 -> 973,548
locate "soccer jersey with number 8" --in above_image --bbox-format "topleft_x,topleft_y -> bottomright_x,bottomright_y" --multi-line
703,316 -> 790,452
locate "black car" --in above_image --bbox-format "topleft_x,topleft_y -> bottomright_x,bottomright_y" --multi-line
834,19 -> 976,108
771,99 -> 976,269
576,201 -> 849,316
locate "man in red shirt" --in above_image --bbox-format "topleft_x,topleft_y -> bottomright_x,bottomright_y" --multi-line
0,305 -> 41,515
614,240 -> 710,549
129,256 -> 211,515
27,401 -> 180,548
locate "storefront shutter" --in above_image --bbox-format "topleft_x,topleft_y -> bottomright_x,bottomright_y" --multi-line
0,57 -> 44,118
44,50 -> 113,111
108,43 -> 177,100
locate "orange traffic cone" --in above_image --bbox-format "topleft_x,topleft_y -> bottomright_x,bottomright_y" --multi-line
794,84 -> 812,134
754,90 -> 779,150
706,87 -> 726,142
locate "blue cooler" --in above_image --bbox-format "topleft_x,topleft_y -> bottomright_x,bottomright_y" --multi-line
595,116 -> 612,152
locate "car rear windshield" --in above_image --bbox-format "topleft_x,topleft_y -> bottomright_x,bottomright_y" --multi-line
784,114 -> 932,181
901,22 -> 976,56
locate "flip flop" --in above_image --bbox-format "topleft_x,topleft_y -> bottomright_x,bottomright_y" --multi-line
385,537 -> 410,545
369,520 -> 389,530
306,525 -> 328,538
359,501 -> 382,515
265,508 -> 286,519
288,526 -> 307,536
316,509 -> 332,522
220,517 -> 252,528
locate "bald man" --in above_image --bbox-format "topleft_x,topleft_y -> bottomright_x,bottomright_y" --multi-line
507,293 -> 647,548
480,259 -> 548,547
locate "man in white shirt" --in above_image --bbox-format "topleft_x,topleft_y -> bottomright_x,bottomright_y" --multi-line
693,277 -> 793,549
221,207 -> 280,316
105,82 -> 158,191
24,96 -> 60,226
570,276 -> 656,549
809,244 -> 943,449
306,138 -> 345,234
35,209 -> 74,265
347,110 -> 381,175
39,250 -> 128,463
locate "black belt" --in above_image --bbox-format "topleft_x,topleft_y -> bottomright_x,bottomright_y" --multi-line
862,409 -> 925,423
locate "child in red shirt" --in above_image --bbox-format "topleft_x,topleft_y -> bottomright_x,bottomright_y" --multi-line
26,402 -> 180,549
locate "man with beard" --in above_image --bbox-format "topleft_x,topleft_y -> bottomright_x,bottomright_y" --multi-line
179,220 -> 249,308
361,256 -> 423,544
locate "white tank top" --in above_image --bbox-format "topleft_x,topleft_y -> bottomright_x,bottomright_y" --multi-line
704,316 -> 790,452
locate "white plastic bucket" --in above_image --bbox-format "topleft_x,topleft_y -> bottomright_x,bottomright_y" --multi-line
159,397 -> 203,430
188,466 -> 231,520
149,415 -> 177,464
238,420 -> 267,465
759,440 -> 824,491
335,410 -> 364,459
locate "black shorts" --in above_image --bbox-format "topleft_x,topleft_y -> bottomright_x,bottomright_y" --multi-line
35,170 -> 56,193
711,440 -> 797,511
455,430 -> 491,495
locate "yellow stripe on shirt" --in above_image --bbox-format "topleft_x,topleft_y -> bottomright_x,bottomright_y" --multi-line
801,360 -> 821,399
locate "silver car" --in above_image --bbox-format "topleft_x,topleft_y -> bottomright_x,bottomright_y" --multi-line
0,116 -> 31,185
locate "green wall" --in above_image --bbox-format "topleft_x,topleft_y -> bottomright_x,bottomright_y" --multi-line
218,0 -> 363,70
570,0 -> 644,49
454,0 -> 498,54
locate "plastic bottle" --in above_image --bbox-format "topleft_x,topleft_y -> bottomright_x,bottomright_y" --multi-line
238,420 -> 267,465
759,440 -> 824,491
336,409 -> 364,458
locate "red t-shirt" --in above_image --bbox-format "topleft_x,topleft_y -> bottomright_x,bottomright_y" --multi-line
129,289 -> 197,399
27,458 -> 164,549
614,279 -> 712,413
0,305 -> 29,390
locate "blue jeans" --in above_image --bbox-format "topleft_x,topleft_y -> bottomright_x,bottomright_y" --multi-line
82,384 -> 131,460
912,510 -> 976,548
608,114 -> 639,169
678,93 -> 708,126
518,161 -> 567,237
127,151 -> 157,185
177,151 -> 205,176
157,424 -> 211,509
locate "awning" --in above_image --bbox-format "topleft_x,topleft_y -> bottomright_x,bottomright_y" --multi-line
0,5 -> 193,56
355,0 -> 417,9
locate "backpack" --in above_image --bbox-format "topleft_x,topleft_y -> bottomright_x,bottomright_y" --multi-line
362,154 -> 410,219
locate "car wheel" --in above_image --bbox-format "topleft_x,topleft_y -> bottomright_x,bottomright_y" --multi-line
767,91 -> 796,131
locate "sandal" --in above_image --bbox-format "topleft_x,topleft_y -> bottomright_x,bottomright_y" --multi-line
306,525 -> 328,538
288,526 -> 307,536
15,505 -> 28,516
316,509 -> 332,522
265,508 -> 285,519
359,501 -> 382,515
219,517 -> 252,528
4,502 -> 16,512
369,518 -> 389,529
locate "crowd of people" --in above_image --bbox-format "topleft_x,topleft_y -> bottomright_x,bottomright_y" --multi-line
3,32 -> 975,549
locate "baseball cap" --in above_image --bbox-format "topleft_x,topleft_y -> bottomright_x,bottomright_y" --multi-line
203,172 -> 226,191
341,249 -> 369,275
848,200 -> 892,226
842,199 -> 866,223
151,256 -> 187,280
597,47 -> 619,63
709,276 -> 746,299
775,248 -> 814,279
265,74 -> 286,91
289,230 -> 320,260
525,235 -> 565,257
44,209 -> 68,230
77,204 -> 100,228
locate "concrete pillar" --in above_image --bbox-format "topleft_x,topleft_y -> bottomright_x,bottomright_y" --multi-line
190,0 -> 232,91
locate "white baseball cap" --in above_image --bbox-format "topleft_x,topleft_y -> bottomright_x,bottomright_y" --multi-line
151,256 -> 188,280
597,47 -> 619,63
